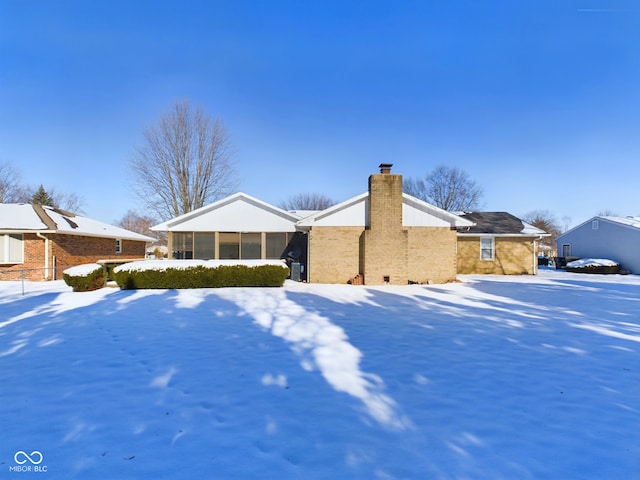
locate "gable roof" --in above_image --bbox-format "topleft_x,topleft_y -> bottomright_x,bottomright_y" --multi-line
296,192 -> 475,228
558,215 -> 640,240
456,212 -> 548,236
151,192 -> 301,233
0,203 -> 156,242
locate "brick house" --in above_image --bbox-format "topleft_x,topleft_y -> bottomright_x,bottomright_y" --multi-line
0,204 -> 155,281
152,164 -> 548,285
456,211 -> 549,275
296,164 -> 474,284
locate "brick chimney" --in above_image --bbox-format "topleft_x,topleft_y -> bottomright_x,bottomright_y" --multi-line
360,164 -> 408,285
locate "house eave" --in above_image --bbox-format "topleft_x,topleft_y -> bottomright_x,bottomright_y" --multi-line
457,233 -> 551,237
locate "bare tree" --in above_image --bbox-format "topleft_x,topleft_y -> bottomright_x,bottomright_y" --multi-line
522,209 -> 561,255
0,161 -> 28,203
117,209 -> 165,245
279,193 -> 335,211
597,209 -> 619,217
130,100 -> 239,220
404,165 -> 483,212
117,210 -> 159,236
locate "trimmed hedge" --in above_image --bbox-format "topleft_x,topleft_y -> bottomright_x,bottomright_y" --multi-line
566,264 -> 620,275
113,263 -> 289,290
63,264 -> 106,292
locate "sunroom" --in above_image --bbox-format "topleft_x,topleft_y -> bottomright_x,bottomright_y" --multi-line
151,193 -> 303,261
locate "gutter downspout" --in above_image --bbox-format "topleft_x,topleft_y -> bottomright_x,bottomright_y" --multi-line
533,235 -> 544,275
36,232 -> 50,280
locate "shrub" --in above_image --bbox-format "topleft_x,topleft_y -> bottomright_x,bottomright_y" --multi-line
63,263 -> 106,292
566,258 -> 620,275
113,260 -> 289,289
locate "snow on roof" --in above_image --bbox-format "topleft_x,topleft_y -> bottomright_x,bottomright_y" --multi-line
287,209 -> 320,219
0,203 -> 49,230
520,220 -> 549,236
0,204 -> 155,242
602,216 -> 640,229
559,215 -> 640,239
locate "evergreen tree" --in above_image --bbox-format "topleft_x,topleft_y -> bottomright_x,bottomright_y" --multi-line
30,185 -> 57,207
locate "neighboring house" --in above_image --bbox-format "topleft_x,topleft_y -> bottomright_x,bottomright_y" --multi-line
0,204 -> 155,281
152,165 -> 549,284
456,212 -> 549,275
556,216 -> 640,274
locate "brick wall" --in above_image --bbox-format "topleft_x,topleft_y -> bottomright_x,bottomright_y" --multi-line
307,171 -> 461,285
0,234 -> 47,281
308,226 -> 363,284
457,236 -> 537,275
407,227 -> 458,283
52,235 -> 147,278
0,233 -> 147,281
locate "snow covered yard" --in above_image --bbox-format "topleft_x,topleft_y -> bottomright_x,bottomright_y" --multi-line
1,269 -> 638,479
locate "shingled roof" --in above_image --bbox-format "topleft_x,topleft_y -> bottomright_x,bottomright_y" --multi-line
457,212 -> 548,236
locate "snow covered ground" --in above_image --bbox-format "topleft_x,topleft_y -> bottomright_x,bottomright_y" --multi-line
1,268 -> 638,479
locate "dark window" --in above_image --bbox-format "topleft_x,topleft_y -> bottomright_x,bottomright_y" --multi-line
173,232 -> 193,259
219,232 -> 240,259
194,233 -> 215,260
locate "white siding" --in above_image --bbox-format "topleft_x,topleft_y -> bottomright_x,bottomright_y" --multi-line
169,198 -> 297,232
306,199 -> 368,227
557,217 -> 640,273
403,203 -> 455,227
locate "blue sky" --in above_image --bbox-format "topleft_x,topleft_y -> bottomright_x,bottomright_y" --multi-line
1,0 -> 638,228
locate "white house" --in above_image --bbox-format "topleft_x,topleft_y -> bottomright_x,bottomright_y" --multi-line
557,216 -> 640,274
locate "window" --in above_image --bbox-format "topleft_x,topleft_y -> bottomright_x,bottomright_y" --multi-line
219,232 -> 240,259
562,243 -> 571,257
266,233 -> 290,259
241,233 -> 261,259
0,233 -> 24,263
172,232 -> 193,259
115,239 -> 122,254
480,237 -> 494,260
194,233 -> 215,260
173,231 -> 292,260
592,220 -> 599,230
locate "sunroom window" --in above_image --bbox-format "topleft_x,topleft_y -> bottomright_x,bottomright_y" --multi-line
172,232 -> 194,259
